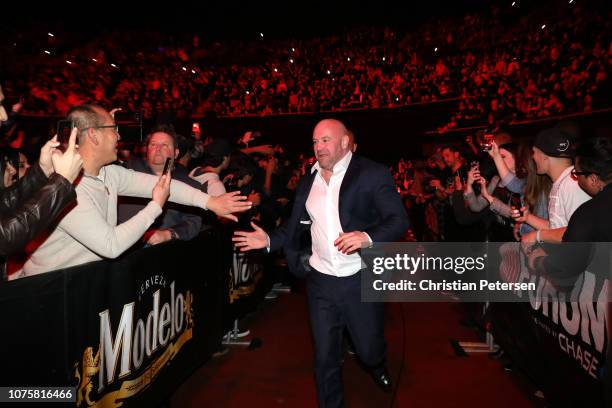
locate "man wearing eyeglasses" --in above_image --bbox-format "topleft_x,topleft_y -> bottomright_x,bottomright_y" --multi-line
520,126 -> 590,251
17,104 -> 251,278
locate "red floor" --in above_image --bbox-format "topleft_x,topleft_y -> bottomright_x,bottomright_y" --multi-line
172,288 -> 543,407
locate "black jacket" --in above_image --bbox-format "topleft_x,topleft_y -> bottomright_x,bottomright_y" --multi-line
541,183 -> 612,288
269,154 -> 410,278
0,164 -> 76,256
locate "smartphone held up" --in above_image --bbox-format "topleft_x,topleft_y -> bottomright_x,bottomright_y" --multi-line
162,157 -> 172,176
56,120 -> 75,152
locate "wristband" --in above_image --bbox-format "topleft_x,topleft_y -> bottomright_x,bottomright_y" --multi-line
536,230 -> 543,244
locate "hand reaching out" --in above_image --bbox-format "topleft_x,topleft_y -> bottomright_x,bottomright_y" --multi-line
232,222 -> 269,251
206,191 -> 252,222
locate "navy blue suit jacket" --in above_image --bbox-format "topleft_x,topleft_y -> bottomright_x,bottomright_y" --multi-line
269,154 -> 410,278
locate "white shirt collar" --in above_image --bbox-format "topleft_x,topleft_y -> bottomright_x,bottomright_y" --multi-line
311,151 -> 352,174
553,165 -> 574,187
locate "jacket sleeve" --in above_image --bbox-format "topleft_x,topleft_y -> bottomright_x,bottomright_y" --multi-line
465,176 -> 500,213
0,174 -> 76,256
464,191 -> 489,212
109,165 -> 211,210
268,216 -> 293,252
499,173 -> 525,195
489,197 -> 513,218
268,173 -> 315,252
363,168 -> 410,242
540,205 -> 593,289
168,211 -> 202,241
58,190 -> 162,259
0,164 -> 49,213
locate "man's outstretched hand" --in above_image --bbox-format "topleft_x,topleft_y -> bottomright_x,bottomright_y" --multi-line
232,222 -> 269,252
207,191 -> 252,222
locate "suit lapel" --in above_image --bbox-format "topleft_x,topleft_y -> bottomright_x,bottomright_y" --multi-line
339,155 -> 360,226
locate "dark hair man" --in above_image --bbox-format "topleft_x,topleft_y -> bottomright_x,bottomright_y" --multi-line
118,125 -> 203,245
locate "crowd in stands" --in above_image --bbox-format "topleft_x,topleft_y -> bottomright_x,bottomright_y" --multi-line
1,0 -> 611,280
1,0 -> 610,127
1,4 -> 611,406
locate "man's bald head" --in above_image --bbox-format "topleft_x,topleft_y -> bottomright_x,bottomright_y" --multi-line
312,119 -> 350,171
313,119 -> 349,137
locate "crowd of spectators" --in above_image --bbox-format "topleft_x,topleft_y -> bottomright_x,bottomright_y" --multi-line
1,4 -> 611,403
1,0 -> 610,127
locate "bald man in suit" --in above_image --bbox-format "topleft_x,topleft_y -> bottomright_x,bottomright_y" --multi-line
234,119 -> 409,407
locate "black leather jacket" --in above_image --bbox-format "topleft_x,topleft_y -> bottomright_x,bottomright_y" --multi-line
0,164 -> 76,256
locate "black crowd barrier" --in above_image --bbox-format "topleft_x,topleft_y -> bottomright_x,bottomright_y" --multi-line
225,248 -> 274,331
0,228 -> 270,407
491,247 -> 610,406
1,221 -> 610,406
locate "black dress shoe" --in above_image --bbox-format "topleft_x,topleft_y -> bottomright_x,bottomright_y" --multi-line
371,366 -> 393,393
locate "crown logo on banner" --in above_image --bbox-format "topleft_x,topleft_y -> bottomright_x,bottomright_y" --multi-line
74,347 -> 101,407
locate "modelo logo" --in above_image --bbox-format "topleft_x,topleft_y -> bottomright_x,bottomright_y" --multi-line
97,281 -> 187,392
232,251 -> 261,286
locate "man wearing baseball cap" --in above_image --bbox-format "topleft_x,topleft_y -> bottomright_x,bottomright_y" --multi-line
521,126 -> 590,248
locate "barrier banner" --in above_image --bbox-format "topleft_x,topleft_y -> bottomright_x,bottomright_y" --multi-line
490,243 -> 609,406
226,243 -> 272,325
0,231 -> 229,407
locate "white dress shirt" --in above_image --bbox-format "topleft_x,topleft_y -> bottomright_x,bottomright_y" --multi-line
306,151 -> 364,277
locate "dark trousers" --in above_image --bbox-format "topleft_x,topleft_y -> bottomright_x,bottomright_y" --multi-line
306,270 -> 386,408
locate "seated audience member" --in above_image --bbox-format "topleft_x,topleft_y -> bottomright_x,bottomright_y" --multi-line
18,104 -> 251,278
119,125 -> 203,245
